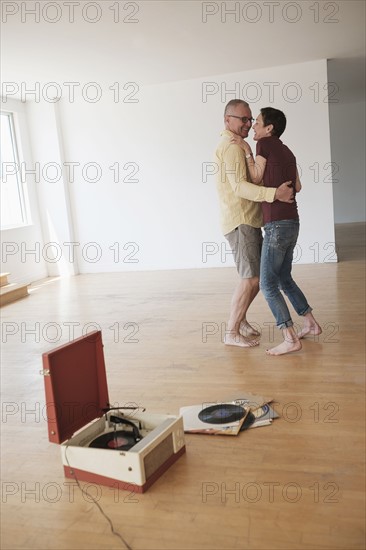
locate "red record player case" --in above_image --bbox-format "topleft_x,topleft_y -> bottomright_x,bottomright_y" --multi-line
41,331 -> 186,493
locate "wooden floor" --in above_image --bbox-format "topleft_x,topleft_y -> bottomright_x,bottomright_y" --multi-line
1,223 -> 365,550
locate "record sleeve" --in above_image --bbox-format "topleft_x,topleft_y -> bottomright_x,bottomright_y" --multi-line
179,402 -> 249,435
216,393 -> 279,429
250,403 -> 279,427
223,392 -> 274,411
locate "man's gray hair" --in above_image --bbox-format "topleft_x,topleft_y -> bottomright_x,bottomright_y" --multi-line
224,99 -> 250,116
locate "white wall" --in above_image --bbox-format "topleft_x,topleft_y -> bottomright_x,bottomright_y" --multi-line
327,59 -> 366,223
1,58 -> 338,281
58,58 -> 337,272
25,100 -> 78,276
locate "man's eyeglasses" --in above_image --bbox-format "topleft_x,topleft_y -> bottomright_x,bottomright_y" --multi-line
227,115 -> 254,124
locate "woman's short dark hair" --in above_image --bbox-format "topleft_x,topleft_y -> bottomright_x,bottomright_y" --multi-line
260,107 -> 287,137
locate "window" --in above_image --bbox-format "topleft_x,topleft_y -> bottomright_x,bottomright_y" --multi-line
1,111 -> 28,229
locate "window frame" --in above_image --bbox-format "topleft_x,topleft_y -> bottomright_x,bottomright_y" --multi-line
1,109 -> 30,230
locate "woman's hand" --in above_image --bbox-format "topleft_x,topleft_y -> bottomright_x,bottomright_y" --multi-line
230,135 -> 253,156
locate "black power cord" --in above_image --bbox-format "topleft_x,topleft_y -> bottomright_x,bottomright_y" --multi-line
64,444 -> 133,550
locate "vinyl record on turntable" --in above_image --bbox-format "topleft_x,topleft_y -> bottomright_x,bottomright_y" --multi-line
198,403 -> 246,425
89,431 -> 136,451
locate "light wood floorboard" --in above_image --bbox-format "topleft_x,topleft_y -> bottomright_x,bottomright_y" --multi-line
1,223 -> 365,550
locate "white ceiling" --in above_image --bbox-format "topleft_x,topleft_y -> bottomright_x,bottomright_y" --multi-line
2,0 -> 365,87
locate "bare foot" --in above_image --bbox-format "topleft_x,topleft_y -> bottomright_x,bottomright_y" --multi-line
224,333 -> 259,348
266,339 -> 302,356
297,323 -> 322,339
240,321 -> 260,338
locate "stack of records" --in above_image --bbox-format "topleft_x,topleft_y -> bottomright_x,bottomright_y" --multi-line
179,392 -> 278,435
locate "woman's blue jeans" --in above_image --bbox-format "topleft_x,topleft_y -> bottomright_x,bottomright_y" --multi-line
260,220 -> 312,329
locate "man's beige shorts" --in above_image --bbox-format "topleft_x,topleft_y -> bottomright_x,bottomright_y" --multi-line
225,224 -> 263,278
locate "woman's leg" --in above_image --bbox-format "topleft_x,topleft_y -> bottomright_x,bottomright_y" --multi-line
266,326 -> 301,356
260,222 -> 301,355
261,220 -> 309,355
297,312 -> 322,339
278,228 -> 322,339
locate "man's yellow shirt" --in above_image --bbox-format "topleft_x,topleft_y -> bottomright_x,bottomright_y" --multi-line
215,130 -> 276,234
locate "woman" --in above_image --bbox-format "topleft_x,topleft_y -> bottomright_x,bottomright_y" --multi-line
232,107 -> 322,355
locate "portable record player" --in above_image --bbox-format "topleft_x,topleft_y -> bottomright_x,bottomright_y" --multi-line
41,331 -> 185,493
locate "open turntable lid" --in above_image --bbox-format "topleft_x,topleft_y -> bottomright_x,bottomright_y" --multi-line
42,330 -> 110,444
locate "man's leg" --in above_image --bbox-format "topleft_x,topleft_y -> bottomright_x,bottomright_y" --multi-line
225,276 -> 259,347
224,224 -> 262,348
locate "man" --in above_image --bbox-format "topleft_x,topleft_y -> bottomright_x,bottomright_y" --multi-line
215,99 -> 294,348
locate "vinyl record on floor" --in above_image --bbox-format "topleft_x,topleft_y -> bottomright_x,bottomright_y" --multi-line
89,431 -> 136,451
253,404 -> 270,419
240,411 -> 256,431
198,404 -> 246,424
